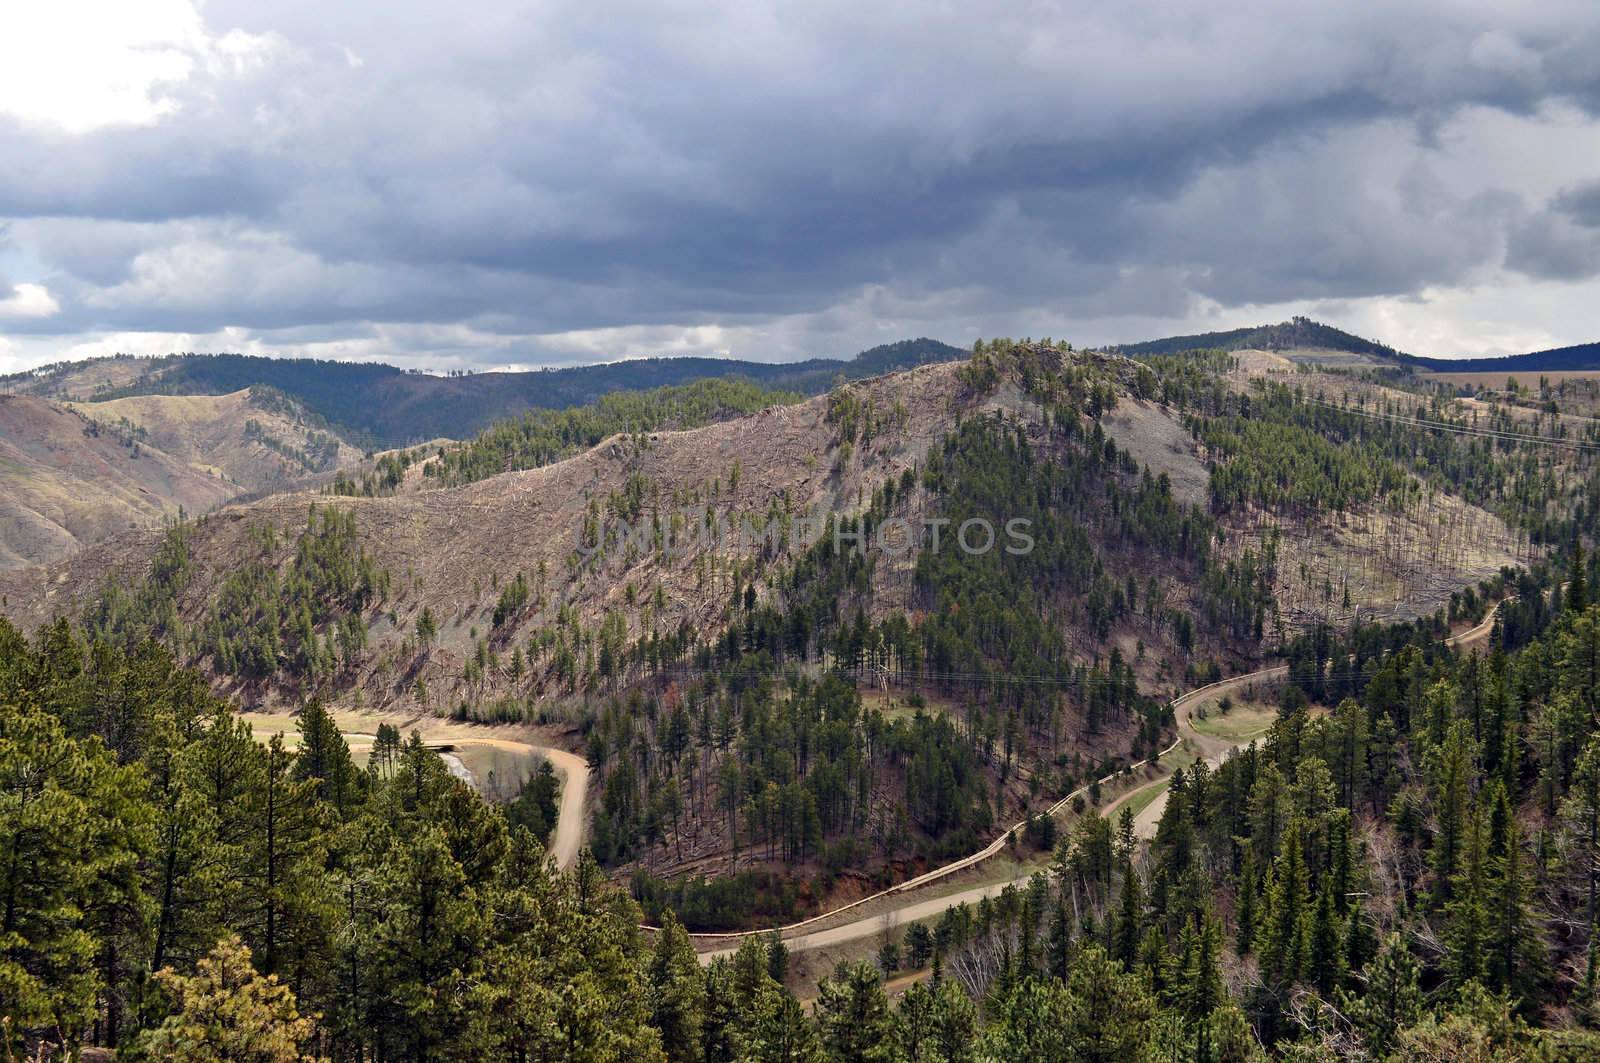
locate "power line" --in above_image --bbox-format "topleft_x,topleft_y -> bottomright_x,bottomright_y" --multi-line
1303,396 -> 1600,454
651,663 -> 1149,689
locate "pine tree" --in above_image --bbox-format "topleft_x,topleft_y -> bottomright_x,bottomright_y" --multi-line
1561,608 -> 1600,721
897,979 -> 978,1063
905,921 -> 935,971
1046,893 -> 1073,981
1567,541 -> 1588,614
1444,802 -> 1490,988
1330,697 -> 1369,811
1175,910 -> 1226,1031
1258,819 -> 1311,988
1342,897 -> 1376,980
815,962 -> 896,1063
1247,762 -> 1291,865
148,712 -> 228,975
701,960 -> 742,1063
1428,719 -> 1477,904
1057,945 -> 1157,1062
746,982 -> 824,1062
730,936 -> 774,1018
1202,1001 -> 1258,1063
244,734 -> 327,978
132,935 -> 322,1062
980,976 -> 1078,1061
0,697 -> 152,1054
1563,736 -> 1600,997
1307,878 -> 1344,995
649,914 -> 706,1063
766,930 -> 790,984
1112,865 -> 1144,969
1341,932 -> 1424,1059
293,697 -> 359,813
1138,923 -> 1172,998
1115,805 -> 1137,866
1486,807 -> 1540,1000
1234,846 -> 1258,956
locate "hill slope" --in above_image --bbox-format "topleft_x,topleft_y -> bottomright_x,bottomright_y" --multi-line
0,388 -> 363,570
67,386 -> 362,493
0,395 -> 239,569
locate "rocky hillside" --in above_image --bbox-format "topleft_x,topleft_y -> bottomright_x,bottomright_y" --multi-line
68,387 -> 362,493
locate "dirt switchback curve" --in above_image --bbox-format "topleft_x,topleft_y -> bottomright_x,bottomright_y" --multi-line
538,745 -> 591,870
683,600 -> 1507,962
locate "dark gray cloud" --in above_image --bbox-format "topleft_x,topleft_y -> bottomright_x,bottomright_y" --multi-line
1553,180 -> 1600,227
5,1 -> 1600,367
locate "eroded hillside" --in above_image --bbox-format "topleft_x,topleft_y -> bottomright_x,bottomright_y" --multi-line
2,361 -> 976,702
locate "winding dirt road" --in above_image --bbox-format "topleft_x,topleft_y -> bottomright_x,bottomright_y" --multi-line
1130,599 -> 1502,837
692,601 -> 1507,962
538,746 -> 591,869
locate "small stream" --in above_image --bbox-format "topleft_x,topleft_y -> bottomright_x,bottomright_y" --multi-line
436,751 -> 475,786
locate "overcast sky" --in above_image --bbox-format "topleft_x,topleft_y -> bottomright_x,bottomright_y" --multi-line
3,1 -> 1600,374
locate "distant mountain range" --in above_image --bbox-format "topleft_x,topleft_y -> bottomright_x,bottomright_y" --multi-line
1110,316 -> 1600,376
1396,341 -> 1600,374
6,321 -> 1599,451
1,338 -> 966,447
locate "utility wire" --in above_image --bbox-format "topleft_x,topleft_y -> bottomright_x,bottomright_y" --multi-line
1303,396 -> 1600,454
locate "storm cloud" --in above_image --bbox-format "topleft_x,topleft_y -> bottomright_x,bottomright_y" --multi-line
5,0 -> 1600,370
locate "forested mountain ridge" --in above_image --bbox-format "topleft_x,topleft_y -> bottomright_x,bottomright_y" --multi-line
1110,317 -> 1409,362
3,320 -> 1585,579
0,338 -> 967,447
0,343 -> 1532,907
1402,338 -> 1600,373
1113,315 -> 1600,374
